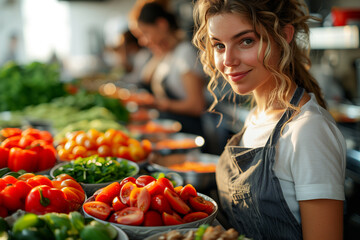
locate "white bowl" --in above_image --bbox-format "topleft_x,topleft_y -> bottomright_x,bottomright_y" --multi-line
50,159 -> 139,196
83,193 -> 218,240
110,224 -> 129,240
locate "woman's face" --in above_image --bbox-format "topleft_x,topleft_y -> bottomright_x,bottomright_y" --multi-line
208,13 -> 279,95
137,20 -> 166,55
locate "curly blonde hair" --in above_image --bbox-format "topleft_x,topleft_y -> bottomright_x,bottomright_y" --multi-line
192,0 -> 326,115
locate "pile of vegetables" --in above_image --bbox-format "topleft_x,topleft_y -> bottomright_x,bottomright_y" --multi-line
0,128 -> 57,172
56,128 -> 152,162
0,172 -> 85,217
0,211 -> 118,240
0,61 -> 67,112
83,174 -> 215,227
52,155 -> 137,184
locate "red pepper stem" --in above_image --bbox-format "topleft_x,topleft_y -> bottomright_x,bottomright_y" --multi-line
38,188 -> 50,207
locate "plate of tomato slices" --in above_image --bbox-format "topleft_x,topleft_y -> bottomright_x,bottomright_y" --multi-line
82,175 -> 218,240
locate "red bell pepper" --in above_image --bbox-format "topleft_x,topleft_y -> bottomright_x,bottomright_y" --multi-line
25,185 -> 69,215
30,145 -> 57,172
8,147 -> 38,172
0,146 -> 9,168
1,180 -> 32,211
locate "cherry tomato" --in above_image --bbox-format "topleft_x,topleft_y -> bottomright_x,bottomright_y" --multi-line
112,196 -> 127,211
143,210 -> 163,226
95,182 -> 121,205
157,177 -> 174,192
135,175 -> 156,187
189,196 -> 215,215
64,140 -> 77,152
72,145 -> 87,158
183,212 -> 209,223
179,184 -> 197,201
83,139 -> 97,150
75,132 -> 88,146
141,139 -> 152,154
162,212 -> 184,226
87,128 -> 101,141
97,145 -> 111,157
164,187 -> 190,215
114,207 -> 144,226
145,180 -> 164,196
120,182 -> 137,205
117,146 -> 131,160
104,129 -> 117,144
129,187 -> 150,212
83,201 -> 111,220
150,194 -> 173,214
174,186 -> 183,195
96,135 -> 109,146
119,176 -> 136,190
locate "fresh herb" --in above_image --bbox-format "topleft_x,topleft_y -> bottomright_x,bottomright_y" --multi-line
53,155 -> 137,184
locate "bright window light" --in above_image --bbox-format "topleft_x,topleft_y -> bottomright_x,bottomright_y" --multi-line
22,0 -> 70,61
310,25 -> 359,49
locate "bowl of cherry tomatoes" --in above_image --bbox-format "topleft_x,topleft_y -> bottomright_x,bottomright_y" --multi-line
82,175 -> 218,240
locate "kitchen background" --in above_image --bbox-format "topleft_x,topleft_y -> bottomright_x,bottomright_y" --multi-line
1,0 -> 360,239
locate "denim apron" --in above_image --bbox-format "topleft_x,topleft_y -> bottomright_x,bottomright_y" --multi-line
216,87 -> 305,240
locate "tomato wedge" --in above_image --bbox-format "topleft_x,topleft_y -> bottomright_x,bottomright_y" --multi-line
115,207 -> 144,226
183,212 -> 209,223
179,184 -> 197,201
162,212 -> 184,226
164,187 -> 190,215
135,175 -> 156,187
83,201 -> 111,220
157,177 -> 174,191
129,187 -> 150,212
112,196 -> 127,211
119,176 -> 136,189
95,182 -> 121,205
143,210 -> 163,226
189,196 -> 215,215
150,194 -> 173,214
120,182 -> 137,205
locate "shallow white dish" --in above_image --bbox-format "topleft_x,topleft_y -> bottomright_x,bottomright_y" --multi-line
83,193 -> 218,240
144,228 -> 198,240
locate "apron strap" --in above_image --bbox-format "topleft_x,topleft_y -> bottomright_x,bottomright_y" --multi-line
265,87 -> 305,147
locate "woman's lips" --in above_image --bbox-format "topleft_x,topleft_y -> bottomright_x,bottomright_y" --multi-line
227,70 -> 251,82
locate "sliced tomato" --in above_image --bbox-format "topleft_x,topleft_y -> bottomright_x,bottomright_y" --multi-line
119,176 -> 136,190
143,210 -> 163,226
135,175 -> 156,187
157,177 -> 174,191
183,212 -> 209,223
179,184 -> 197,201
164,187 -> 190,215
150,194 -> 173,214
144,180 -> 163,196
83,201 -> 111,220
95,182 -> 121,205
112,196 -> 127,211
129,187 -> 150,212
114,207 -> 144,226
174,186 -> 183,195
189,196 -> 215,215
162,212 -> 184,226
120,182 -> 137,205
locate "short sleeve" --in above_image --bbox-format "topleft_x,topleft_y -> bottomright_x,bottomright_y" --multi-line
278,114 -> 346,201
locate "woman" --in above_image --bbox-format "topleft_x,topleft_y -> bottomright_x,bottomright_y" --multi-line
134,2 -> 207,137
193,0 -> 346,239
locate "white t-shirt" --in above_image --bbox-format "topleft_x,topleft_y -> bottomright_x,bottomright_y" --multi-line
240,93 -> 346,223
151,41 -> 205,99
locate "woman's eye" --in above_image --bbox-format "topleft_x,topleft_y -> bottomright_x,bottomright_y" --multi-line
242,38 -> 254,46
212,42 -> 225,51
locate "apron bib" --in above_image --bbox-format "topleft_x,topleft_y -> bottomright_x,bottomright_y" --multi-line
216,87 -> 305,240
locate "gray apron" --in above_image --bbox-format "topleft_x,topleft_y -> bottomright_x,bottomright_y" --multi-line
216,87 -> 305,240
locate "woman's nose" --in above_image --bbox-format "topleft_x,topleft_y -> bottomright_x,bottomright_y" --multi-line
223,49 -> 240,67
